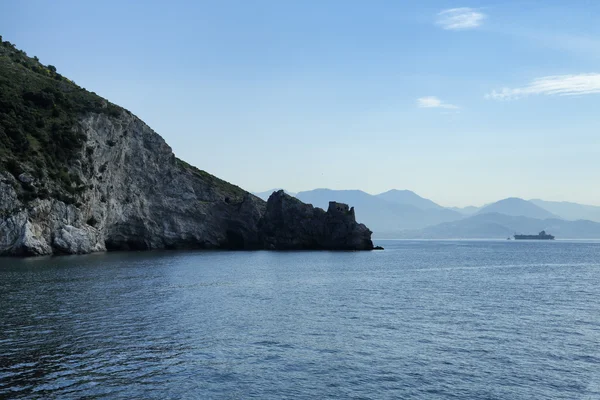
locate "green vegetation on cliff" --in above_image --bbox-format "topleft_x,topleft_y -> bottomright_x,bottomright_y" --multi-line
0,36 -> 247,204
175,158 -> 247,200
0,36 -> 122,202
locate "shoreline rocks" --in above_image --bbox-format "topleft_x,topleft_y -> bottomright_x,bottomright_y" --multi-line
260,191 -> 375,251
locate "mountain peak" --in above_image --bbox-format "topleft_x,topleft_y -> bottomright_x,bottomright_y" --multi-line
379,189 -> 415,194
376,189 -> 443,210
477,197 -> 558,220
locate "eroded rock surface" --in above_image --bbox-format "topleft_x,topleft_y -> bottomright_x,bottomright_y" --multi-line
0,112 -> 266,255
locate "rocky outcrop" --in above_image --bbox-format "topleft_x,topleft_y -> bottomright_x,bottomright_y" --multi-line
260,190 -> 374,250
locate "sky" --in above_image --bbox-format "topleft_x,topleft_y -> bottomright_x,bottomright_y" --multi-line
1,0 -> 599,207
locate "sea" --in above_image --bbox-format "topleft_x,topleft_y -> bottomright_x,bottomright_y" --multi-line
1,240 -> 599,399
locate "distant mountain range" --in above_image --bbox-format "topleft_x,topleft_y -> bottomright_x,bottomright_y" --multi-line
252,189 -> 600,239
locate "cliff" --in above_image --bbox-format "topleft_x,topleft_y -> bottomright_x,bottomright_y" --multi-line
0,110 -> 267,255
0,38 -> 375,255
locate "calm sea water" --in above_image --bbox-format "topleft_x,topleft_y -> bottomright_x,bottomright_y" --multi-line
1,240 -> 599,399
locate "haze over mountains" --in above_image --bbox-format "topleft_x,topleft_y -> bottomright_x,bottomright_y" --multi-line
475,198 -> 558,220
529,200 -> 600,223
449,206 -> 479,215
254,189 -> 600,239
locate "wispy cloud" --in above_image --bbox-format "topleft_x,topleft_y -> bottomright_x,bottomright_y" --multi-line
417,96 -> 459,109
436,8 -> 486,30
486,73 -> 600,100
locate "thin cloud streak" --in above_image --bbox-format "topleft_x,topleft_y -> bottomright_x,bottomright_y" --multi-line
417,96 -> 459,109
487,73 -> 600,100
436,8 -> 486,30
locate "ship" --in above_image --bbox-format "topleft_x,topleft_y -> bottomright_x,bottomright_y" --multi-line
514,230 -> 555,240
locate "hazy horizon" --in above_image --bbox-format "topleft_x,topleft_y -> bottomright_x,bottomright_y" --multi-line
252,187 -> 600,209
2,0 -> 599,207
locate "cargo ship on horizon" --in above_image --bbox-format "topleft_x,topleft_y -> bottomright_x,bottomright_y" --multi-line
514,231 -> 555,240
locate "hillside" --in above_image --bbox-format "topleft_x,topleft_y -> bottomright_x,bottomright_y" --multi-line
530,199 -> 600,223
0,38 -> 249,204
0,38 -> 374,255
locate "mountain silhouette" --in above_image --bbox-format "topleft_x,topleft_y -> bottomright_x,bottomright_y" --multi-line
375,189 -> 443,210
476,198 -> 558,219
530,199 -> 600,223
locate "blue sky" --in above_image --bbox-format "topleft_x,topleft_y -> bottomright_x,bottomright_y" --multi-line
2,0 -> 599,206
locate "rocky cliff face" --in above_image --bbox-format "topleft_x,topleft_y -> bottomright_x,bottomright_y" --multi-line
0,38 -> 376,256
260,191 -> 374,250
0,112 -> 266,255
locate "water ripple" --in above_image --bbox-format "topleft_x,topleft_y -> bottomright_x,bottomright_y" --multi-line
0,240 -> 599,399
